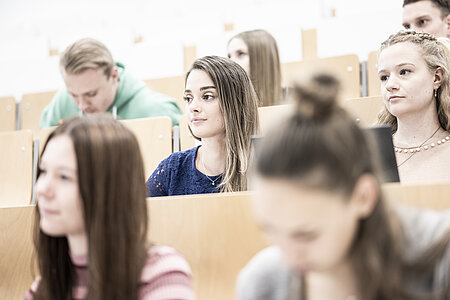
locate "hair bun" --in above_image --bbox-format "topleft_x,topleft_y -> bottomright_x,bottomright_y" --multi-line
292,72 -> 340,119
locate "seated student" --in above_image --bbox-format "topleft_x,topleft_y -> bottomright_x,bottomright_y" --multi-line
227,29 -> 283,106
40,38 -> 182,128
377,31 -> 450,184
146,56 -> 259,196
237,72 -> 450,300
402,0 -> 450,38
25,115 -> 193,300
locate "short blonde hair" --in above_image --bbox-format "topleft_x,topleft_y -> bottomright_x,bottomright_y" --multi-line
60,38 -> 115,78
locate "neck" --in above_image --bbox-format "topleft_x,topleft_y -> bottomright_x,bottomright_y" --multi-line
67,232 -> 88,257
306,260 -> 359,300
198,135 -> 226,175
394,104 -> 442,147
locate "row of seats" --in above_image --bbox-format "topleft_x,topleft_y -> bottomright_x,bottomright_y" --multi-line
0,50 -> 383,134
0,97 -> 384,208
1,183 -> 449,300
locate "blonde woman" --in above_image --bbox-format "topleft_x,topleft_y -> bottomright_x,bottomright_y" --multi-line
227,29 -> 283,107
146,56 -> 259,196
377,31 -> 450,184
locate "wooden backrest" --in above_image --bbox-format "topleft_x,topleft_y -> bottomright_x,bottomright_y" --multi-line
342,96 -> 384,127
37,126 -> 57,156
148,192 -> 268,300
0,205 -> 35,300
258,104 -> 293,136
0,96 -> 16,132
367,50 -> 381,97
0,130 -> 33,207
281,54 -> 361,101
382,182 -> 450,210
21,91 -> 56,136
121,117 -> 172,179
144,75 -> 186,113
179,114 -> 196,151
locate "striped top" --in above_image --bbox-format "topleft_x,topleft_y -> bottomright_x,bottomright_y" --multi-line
24,245 -> 194,300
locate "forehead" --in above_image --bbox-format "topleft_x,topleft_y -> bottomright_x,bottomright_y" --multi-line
186,69 -> 215,90
228,37 -> 248,51
403,0 -> 442,20
62,68 -> 108,93
378,42 -> 425,69
252,176 -> 348,230
41,135 -> 76,167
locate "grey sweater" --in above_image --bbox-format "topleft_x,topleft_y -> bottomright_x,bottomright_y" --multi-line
237,206 -> 450,300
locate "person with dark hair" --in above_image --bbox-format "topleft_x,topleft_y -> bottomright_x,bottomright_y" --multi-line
403,0 -> 450,38
236,72 -> 450,300
146,56 -> 259,196
227,30 -> 283,107
25,115 -> 193,300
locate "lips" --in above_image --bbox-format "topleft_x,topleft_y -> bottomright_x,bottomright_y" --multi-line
191,117 -> 207,124
39,206 -> 59,216
388,95 -> 404,102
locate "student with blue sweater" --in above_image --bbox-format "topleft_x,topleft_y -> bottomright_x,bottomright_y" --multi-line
146,56 -> 259,196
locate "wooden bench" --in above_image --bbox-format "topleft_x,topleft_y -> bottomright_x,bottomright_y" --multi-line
20,91 -> 56,136
342,96 -> 384,127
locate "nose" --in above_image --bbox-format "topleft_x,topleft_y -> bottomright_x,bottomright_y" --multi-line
35,173 -> 54,202
385,75 -> 399,92
188,97 -> 201,114
76,97 -> 92,112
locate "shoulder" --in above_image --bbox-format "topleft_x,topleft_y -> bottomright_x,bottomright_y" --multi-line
139,245 -> 193,300
397,206 -> 450,260
237,246 -> 293,300
163,147 -> 198,171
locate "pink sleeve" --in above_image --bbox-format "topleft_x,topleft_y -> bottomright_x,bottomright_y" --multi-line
23,277 -> 41,300
139,246 -> 194,300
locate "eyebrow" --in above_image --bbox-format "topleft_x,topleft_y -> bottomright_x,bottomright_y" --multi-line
378,62 -> 415,74
184,86 -> 217,93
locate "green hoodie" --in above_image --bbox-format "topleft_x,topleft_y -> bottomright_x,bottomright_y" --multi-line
40,63 -> 182,127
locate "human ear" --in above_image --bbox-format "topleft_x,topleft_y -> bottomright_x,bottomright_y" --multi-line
351,174 -> 379,219
445,14 -> 450,38
433,67 -> 444,90
110,66 -> 119,82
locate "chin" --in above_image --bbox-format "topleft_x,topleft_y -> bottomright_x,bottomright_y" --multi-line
40,222 -> 66,237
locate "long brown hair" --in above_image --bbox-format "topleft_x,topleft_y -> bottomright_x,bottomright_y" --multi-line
377,31 -> 450,133
186,56 -> 259,192
256,72 -> 450,300
229,29 -> 283,107
34,115 -> 148,300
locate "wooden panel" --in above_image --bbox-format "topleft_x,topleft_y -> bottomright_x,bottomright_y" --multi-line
148,192 -> 268,300
0,130 -> 33,207
301,28 -> 318,60
0,205 -> 36,300
179,114 -> 196,151
121,117 -> 172,179
383,182 -> 450,211
0,96 -> 16,132
281,54 -> 361,102
367,50 -> 381,97
21,90 -> 57,136
342,96 -> 384,127
184,45 -> 197,74
144,75 -> 186,113
258,104 -> 293,136
37,126 -> 56,156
